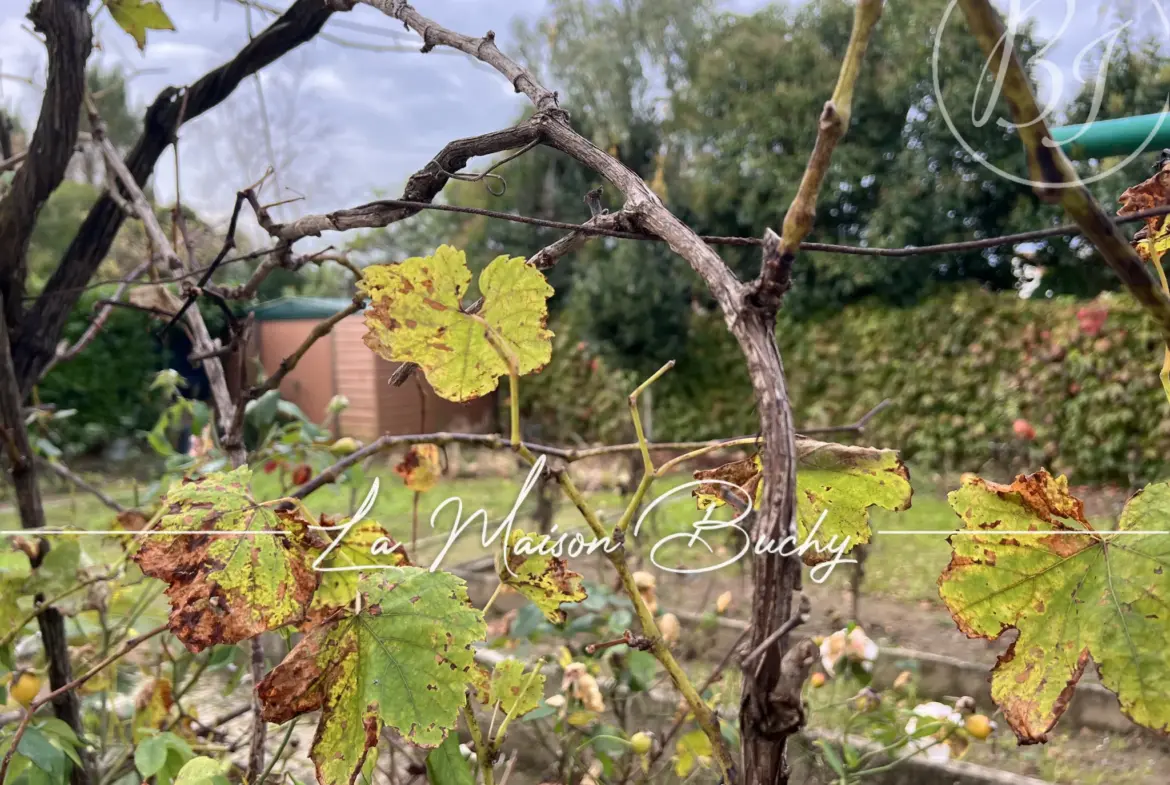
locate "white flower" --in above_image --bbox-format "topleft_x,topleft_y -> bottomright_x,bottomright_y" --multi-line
903,701 -> 964,762
819,626 -> 879,674
907,701 -> 962,731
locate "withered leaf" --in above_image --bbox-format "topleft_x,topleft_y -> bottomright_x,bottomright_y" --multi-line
496,529 -> 587,624
1119,164 -> 1170,262
132,468 -> 318,652
394,444 -> 441,493
940,470 -> 1170,742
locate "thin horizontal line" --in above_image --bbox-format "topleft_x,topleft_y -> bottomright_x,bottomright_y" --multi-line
0,530 -> 290,537
878,530 -> 1164,536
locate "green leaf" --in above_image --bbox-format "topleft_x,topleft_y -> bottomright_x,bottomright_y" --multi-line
173,755 -> 229,785
424,734 -> 474,785
131,467 -> 319,652
815,739 -> 846,776
521,704 -> 556,722
134,735 -> 169,778
35,718 -> 81,749
0,549 -> 32,641
625,650 -> 658,691
258,568 -> 486,785
105,0 -> 175,50
792,440 -> 912,563
22,540 -> 79,597
18,727 -> 65,778
692,440 -> 912,564
478,659 -> 545,719
359,246 -> 553,402
496,529 -> 587,624
245,390 -> 281,434
939,470 -> 1170,742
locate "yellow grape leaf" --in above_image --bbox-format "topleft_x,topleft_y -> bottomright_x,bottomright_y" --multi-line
359,245 -> 553,402
1134,232 -> 1170,264
793,440 -> 912,563
674,729 -> 713,777
105,0 -> 175,50
395,445 -> 441,492
476,658 -> 545,718
939,470 -> 1170,742
496,529 -> 587,624
692,440 -> 911,563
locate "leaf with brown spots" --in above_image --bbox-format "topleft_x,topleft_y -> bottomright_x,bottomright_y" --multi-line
359,245 -> 553,402
475,658 -> 545,719
496,529 -> 587,624
257,568 -> 485,785
131,467 -> 318,652
692,439 -> 912,564
1119,164 -> 1170,263
940,470 -> 1170,742
394,444 -> 441,492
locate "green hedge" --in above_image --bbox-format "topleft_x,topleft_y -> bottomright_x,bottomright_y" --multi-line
652,288 -> 1169,485
36,291 -> 169,456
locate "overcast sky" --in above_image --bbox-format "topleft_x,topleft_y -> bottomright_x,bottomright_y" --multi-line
0,0 -> 1164,242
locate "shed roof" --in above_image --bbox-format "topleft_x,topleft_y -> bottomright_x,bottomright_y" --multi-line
247,297 -> 359,321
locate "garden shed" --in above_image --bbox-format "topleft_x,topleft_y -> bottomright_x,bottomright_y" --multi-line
246,297 -> 498,441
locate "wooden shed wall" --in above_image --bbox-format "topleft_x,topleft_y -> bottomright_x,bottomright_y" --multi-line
256,312 -> 499,441
333,316 -> 381,441
373,356 -> 498,436
255,319 -> 335,425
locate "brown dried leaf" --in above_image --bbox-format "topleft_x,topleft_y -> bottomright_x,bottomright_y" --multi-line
394,444 -> 441,493
132,468 -> 319,652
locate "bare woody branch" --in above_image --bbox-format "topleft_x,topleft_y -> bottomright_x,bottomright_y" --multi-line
38,458 -> 126,514
957,0 -> 1170,340
0,299 -> 90,784
213,247 -> 358,301
258,123 -> 544,243
94,127 -> 278,776
753,0 -> 883,310
740,5 -> 883,780
347,4 -> 756,778
12,0 -> 333,399
94,136 -> 242,463
0,0 -> 91,330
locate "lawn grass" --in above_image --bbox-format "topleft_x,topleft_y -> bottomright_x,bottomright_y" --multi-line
855,489 -> 956,605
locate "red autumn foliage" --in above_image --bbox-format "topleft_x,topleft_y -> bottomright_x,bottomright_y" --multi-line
1076,306 -> 1108,336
